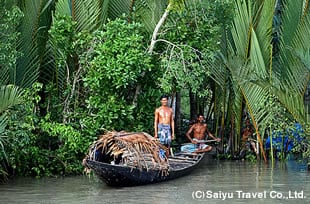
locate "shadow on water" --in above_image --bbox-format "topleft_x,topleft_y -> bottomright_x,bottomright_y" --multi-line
0,158 -> 309,204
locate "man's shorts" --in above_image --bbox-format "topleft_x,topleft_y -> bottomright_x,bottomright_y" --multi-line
180,139 -> 209,153
158,123 -> 172,146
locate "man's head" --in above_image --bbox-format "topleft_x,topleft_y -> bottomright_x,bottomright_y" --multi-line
245,118 -> 251,126
160,94 -> 169,106
197,114 -> 205,123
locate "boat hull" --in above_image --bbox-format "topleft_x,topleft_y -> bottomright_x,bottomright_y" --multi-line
86,153 -> 206,187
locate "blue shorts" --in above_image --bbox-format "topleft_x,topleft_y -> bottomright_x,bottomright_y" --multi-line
158,123 -> 172,145
181,139 -> 209,153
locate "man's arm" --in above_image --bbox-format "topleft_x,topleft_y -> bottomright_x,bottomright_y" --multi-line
186,125 -> 196,143
154,109 -> 159,138
207,132 -> 221,142
206,125 -> 221,142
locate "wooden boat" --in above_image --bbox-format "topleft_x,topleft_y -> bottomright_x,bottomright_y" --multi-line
83,131 -> 207,187
85,152 -> 206,187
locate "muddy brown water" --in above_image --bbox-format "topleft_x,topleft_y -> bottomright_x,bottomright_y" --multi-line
0,158 -> 309,204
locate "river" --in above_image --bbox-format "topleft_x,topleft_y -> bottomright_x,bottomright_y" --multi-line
0,158 -> 309,204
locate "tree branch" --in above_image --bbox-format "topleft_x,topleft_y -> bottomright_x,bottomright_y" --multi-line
132,6 -> 171,106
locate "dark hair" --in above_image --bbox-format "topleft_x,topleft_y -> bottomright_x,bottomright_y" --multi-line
197,113 -> 204,118
160,94 -> 169,100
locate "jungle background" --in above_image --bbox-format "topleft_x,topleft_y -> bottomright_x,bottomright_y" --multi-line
1,0 -> 309,181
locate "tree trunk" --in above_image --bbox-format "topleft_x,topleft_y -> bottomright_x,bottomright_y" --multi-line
189,88 -> 197,121
175,92 -> 182,138
198,97 -> 205,116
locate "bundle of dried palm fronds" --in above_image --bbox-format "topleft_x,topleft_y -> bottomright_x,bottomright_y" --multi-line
85,131 -> 169,175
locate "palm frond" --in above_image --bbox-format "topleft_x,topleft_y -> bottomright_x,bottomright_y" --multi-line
292,12 -> 310,70
230,77 -> 243,140
272,0 -> 310,122
281,0 -> 305,46
293,13 -> 310,70
134,0 -> 167,33
275,0 -> 310,90
207,62 -> 227,89
54,0 -> 71,16
0,69 -> 10,86
0,113 -> 8,136
85,131 -> 169,174
249,29 -> 268,78
16,0 -> 54,87
230,0 -> 252,58
253,0 -> 274,64
250,0 -> 275,78
43,40 -> 67,93
0,85 -> 23,114
276,87 -> 306,122
212,83 -> 225,137
73,0 -> 102,32
99,0 -> 131,24
0,112 -> 8,162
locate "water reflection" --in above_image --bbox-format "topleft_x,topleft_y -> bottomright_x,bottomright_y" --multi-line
0,159 -> 309,204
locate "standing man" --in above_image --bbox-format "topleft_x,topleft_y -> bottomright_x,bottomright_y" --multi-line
182,114 -> 221,153
154,95 -> 175,156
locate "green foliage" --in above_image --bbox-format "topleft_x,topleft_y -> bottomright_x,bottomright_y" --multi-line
263,92 -> 289,161
131,0 -> 167,33
2,83 -> 93,178
4,83 -> 42,177
245,151 -> 257,163
83,18 -> 153,130
168,0 -> 185,12
167,0 -> 232,49
0,113 -> 9,179
2,16 -> 160,179
85,19 -> 152,90
49,14 -> 76,56
0,2 -> 23,84
48,14 -> 77,98
158,0 -> 233,94
207,0 -> 310,161
290,124 -> 310,161
40,115 -> 83,154
0,85 -> 24,180
0,85 -> 23,114
0,2 -> 24,181
132,87 -> 162,133
1,0 -> 235,180
1,0 -> 307,180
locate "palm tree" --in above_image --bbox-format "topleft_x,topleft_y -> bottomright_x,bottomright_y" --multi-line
209,0 -> 310,161
0,84 -> 23,179
12,0 -> 54,88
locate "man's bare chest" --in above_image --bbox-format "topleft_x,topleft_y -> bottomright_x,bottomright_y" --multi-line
194,125 -> 206,134
159,109 -> 171,118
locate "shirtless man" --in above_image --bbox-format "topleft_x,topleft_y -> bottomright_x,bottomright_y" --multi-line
154,95 -> 175,155
184,114 -> 221,153
240,119 -> 258,157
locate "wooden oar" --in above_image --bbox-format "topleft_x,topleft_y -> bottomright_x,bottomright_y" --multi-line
194,139 -> 218,143
179,139 -> 219,146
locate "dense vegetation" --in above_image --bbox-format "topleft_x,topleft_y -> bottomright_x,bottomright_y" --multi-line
1,0 -> 309,181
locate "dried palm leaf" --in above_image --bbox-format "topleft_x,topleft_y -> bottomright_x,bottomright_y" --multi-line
84,131 -> 169,174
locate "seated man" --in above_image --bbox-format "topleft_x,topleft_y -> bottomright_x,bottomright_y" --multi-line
181,114 -> 221,153
240,119 -> 258,158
